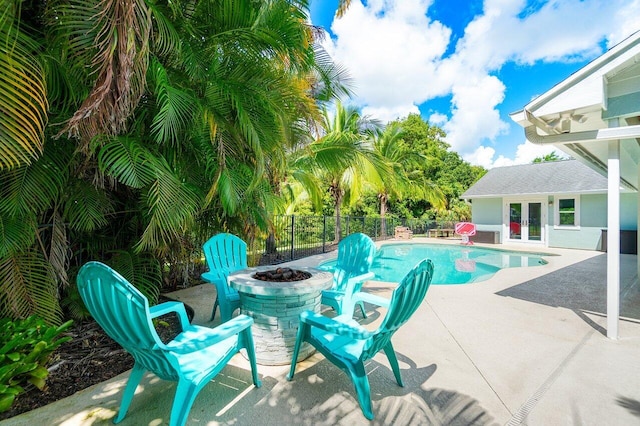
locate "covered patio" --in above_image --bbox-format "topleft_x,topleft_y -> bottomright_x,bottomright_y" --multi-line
8,241 -> 640,425
510,30 -> 640,339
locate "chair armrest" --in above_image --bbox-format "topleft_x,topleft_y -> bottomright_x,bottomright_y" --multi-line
351,291 -> 390,308
150,301 -> 190,329
167,314 -> 254,354
299,311 -> 372,340
347,271 -> 375,287
339,271 -> 375,295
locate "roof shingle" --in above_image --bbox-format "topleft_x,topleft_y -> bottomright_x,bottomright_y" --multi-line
461,160 -> 608,198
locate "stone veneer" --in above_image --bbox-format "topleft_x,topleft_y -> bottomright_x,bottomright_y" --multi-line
229,266 -> 333,366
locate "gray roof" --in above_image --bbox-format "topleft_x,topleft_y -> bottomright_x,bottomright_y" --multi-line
461,159 -> 609,198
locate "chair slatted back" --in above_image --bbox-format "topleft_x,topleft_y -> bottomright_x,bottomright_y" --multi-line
77,262 -> 177,380
203,233 -> 247,290
364,259 -> 434,358
333,233 -> 376,292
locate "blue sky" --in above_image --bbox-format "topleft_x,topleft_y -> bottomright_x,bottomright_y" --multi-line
308,0 -> 640,168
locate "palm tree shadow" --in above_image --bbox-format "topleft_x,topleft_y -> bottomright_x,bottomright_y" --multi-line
616,396 -> 640,417
284,352 -> 497,425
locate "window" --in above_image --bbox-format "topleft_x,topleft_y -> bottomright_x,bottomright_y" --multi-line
555,196 -> 579,228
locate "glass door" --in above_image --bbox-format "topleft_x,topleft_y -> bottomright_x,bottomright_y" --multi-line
507,200 -> 544,243
527,202 -> 542,241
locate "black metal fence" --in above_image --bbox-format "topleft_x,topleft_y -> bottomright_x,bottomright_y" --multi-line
252,215 -> 455,266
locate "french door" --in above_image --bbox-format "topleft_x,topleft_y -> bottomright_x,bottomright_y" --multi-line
505,199 -> 545,243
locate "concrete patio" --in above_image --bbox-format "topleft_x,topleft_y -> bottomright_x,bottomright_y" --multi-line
6,240 -> 640,425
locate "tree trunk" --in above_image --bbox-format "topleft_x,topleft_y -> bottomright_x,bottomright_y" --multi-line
379,194 -> 388,238
334,192 -> 343,244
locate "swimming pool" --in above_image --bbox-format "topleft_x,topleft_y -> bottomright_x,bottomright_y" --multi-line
318,243 -> 549,285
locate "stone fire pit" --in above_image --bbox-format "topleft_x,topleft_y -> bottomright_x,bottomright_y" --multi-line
229,266 -> 333,365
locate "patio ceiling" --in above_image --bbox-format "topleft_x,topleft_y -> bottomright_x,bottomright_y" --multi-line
510,30 -> 640,190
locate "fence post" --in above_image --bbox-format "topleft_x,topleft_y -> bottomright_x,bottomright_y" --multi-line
290,215 -> 295,261
374,218 -> 378,239
322,215 -> 326,253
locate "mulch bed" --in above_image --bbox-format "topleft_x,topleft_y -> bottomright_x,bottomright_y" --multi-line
0,300 -> 184,421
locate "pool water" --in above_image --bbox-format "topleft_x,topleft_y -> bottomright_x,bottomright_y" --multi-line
318,243 -> 549,285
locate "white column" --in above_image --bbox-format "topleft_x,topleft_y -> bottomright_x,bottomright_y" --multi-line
607,139 -> 620,339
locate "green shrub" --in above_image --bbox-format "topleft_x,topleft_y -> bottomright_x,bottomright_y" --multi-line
0,316 -> 73,412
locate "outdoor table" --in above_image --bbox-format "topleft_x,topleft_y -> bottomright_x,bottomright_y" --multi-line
228,266 -> 333,366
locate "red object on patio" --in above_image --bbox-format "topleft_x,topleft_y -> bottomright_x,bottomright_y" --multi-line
455,222 -> 476,245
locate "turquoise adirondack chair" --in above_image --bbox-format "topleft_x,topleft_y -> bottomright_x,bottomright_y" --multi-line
287,258 -> 434,420
202,233 -> 247,322
322,233 -> 376,318
77,261 -> 261,426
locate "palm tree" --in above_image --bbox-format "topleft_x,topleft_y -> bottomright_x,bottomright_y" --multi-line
288,101 -> 383,242
366,124 -> 446,237
533,151 -> 562,163
0,0 -> 329,323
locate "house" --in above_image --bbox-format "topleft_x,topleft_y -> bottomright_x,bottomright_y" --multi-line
508,30 -> 640,339
461,159 -> 638,251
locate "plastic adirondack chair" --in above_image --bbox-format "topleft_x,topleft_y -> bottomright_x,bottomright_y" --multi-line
202,233 -> 247,322
77,261 -> 261,426
287,258 -> 434,420
322,233 -> 376,318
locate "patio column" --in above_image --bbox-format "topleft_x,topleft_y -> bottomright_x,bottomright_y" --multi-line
607,137 -> 620,340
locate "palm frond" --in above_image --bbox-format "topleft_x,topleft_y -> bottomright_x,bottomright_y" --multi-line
98,137 -> 157,188
63,178 -> 114,232
0,214 -> 37,258
335,0 -> 352,18
0,1 -> 48,170
210,164 -> 253,214
0,145 -> 66,217
149,59 -> 197,145
137,159 -> 200,253
146,1 -> 182,60
47,210 -> 70,288
0,252 -> 63,325
310,45 -> 353,102
106,250 -> 161,304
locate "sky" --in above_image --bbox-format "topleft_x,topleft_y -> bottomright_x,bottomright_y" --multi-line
308,0 -> 640,169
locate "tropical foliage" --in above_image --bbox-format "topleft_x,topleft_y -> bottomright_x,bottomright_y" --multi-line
0,0 -> 344,324
2,0 -> 484,329
533,151 -> 563,163
365,123 -> 446,236
287,101 -> 385,241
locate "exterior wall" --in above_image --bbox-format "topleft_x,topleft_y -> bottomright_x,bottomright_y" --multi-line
470,198 -> 503,233
470,193 -> 637,251
545,193 -> 636,250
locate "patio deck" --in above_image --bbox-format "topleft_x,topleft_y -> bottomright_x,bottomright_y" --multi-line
6,240 -> 640,425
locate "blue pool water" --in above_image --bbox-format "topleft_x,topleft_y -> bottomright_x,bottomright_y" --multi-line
318,243 -> 549,285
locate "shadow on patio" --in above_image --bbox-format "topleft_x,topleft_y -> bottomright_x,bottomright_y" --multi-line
496,253 -> 640,334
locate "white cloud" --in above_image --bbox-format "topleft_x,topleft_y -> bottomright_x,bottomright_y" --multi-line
465,141 -> 567,169
361,104 -> 420,124
323,0 -> 640,165
324,0 -> 451,108
442,75 -> 509,153
429,112 -> 448,126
